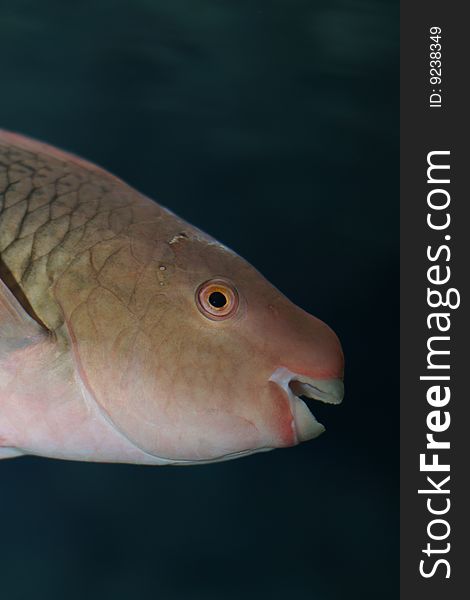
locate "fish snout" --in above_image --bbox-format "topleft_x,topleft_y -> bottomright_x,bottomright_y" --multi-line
266,305 -> 344,443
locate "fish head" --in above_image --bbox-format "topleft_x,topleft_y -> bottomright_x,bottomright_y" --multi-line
59,227 -> 344,465
122,232 -> 344,463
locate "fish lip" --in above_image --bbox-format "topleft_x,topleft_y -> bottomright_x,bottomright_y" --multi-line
269,367 -> 344,443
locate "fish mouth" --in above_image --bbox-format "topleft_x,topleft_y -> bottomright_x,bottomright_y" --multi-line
269,367 -> 344,442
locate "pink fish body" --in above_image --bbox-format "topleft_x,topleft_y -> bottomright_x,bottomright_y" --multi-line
0,131 -> 343,465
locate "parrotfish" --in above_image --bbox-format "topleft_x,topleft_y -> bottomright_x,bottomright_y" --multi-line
0,131 -> 344,465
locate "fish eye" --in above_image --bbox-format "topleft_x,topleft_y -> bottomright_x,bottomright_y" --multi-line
196,279 -> 239,321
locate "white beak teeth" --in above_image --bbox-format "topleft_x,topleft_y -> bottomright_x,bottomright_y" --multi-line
292,397 -> 326,441
269,367 -> 344,443
289,378 -> 344,405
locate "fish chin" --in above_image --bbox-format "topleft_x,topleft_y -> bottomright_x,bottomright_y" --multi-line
269,367 -> 344,443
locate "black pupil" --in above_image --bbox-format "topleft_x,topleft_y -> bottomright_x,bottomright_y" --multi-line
208,291 -> 227,308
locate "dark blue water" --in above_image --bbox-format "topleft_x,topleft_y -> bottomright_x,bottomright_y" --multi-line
0,2 -> 398,599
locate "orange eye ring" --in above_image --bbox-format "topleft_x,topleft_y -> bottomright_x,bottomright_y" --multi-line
196,279 -> 239,321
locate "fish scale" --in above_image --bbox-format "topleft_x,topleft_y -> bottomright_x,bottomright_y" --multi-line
0,133 -> 187,333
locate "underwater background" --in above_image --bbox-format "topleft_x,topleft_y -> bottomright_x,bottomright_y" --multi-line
0,1 -> 398,599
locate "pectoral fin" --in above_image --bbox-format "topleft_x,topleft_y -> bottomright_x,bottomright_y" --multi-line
0,277 -> 47,352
